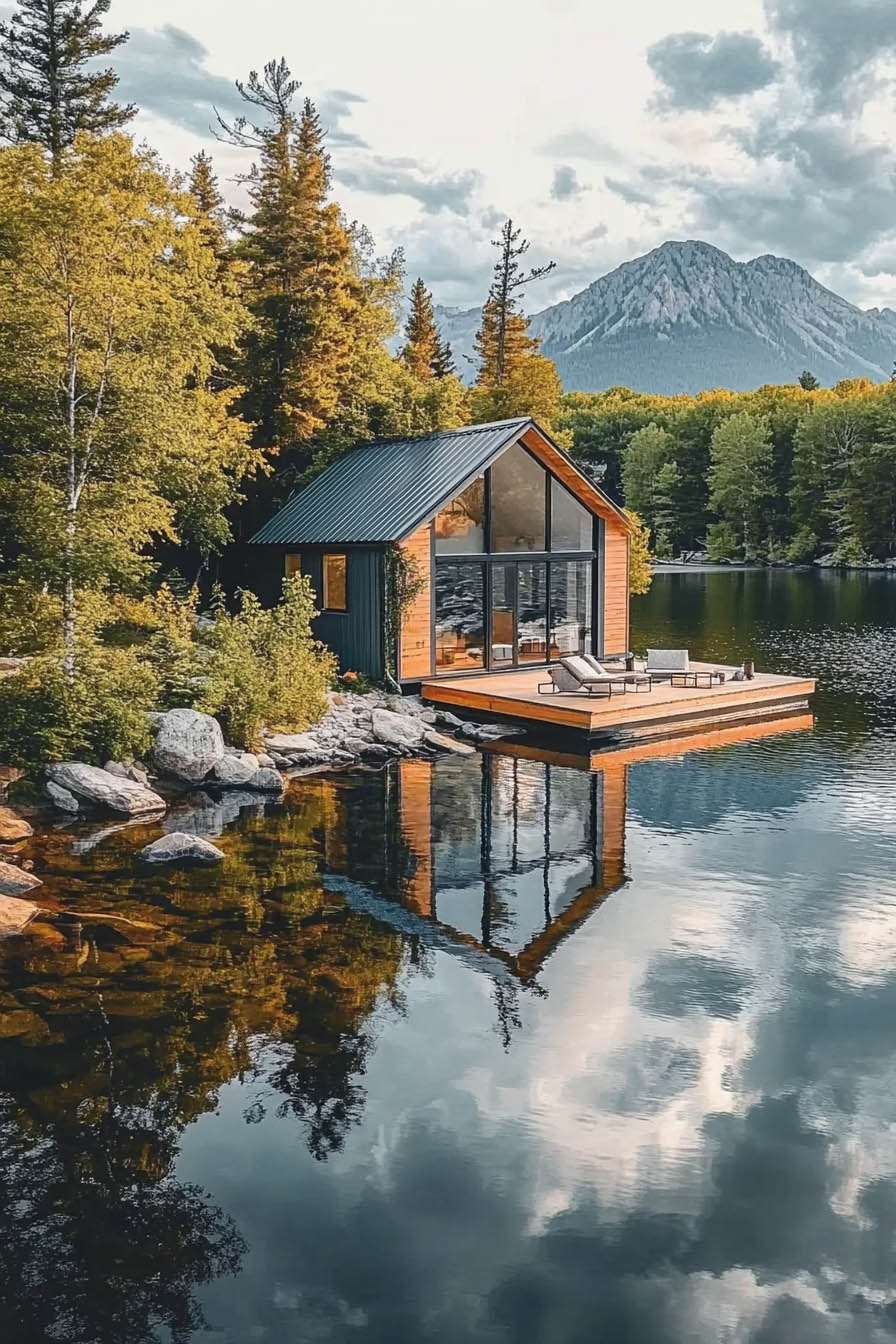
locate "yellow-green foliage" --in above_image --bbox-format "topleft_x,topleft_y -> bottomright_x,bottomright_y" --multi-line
626,512 -> 653,595
198,576 -> 337,750
0,641 -> 157,769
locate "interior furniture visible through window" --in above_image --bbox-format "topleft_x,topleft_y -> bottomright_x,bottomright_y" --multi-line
323,553 -> 347,612
431,443 -> 600,673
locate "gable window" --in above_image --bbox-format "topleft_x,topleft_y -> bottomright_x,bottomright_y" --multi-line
284,553 -> 302,577
323,553 -> 347,611
490,443 -> 546,552
434,478 -> 485,554
551,479 -> 593,551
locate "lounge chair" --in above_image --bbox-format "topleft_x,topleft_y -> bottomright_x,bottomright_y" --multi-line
538,656 -> 637,697
582,654 -> 652,690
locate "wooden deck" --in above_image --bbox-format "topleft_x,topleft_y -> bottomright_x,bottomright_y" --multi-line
423,662 -> 816,744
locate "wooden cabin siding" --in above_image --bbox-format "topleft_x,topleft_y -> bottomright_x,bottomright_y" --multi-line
602,525 -> 630,656
399,524 -> 433,681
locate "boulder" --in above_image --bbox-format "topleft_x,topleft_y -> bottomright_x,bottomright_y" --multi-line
45,763 -> 165,816
140,832 -> 224,865
0,860 -> 42,899
435,710 -> 466,730
103,760 -> 130,779
0,807 -> 32,843
263,731 -> 321,755
44,779 -> 80,813
209,752 -> 259,787
256,753 -> 275,769
371,708 -> 426,749
153,708 -> 225,783
245,768 -> 286,792
0,893 -> 40,936
423,729 -> 476,756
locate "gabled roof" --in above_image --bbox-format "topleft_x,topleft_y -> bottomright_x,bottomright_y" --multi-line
249,417 -> 631,546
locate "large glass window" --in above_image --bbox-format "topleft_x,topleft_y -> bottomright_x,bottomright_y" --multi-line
434,478 -> 485,554
490,444 -> 546,552
517,562 -> 548,663
550,561 -> 592,658
434,563 -> 484,670
551,478 -> 593,552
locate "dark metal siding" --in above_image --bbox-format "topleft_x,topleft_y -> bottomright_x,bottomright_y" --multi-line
308,547 -> 385,680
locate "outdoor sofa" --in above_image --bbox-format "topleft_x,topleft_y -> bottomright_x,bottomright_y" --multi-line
645,649 -> 727,688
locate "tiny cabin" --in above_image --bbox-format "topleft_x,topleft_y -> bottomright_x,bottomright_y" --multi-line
248,417 -> 634,687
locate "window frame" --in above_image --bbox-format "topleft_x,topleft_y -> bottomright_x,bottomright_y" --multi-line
322,552 -> 348,613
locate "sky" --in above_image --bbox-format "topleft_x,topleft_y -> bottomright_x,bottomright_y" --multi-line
95,0 -> 896,312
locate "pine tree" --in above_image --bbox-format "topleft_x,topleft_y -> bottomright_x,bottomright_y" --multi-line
401,278 -> 439,381
475,218 -> 554,388
217,60 -> 368,502
0,0 -> 134,164
798,370 -> 820,390
431,331 -> 455,378
188,149 -> 227,253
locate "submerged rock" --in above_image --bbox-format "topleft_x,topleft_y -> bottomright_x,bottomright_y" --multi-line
152,708 -> 225,783
0,807 -> 32,842
45,763 -> 165,816
0,861 -> 42,898
140,832 -> 224,865
0,892 -> 40,935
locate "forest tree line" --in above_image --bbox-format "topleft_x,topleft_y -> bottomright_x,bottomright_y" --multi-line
562,377 -> 896,564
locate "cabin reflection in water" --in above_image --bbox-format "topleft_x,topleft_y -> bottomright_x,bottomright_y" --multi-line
316,713 -> 813,988
318,750 -> 627,985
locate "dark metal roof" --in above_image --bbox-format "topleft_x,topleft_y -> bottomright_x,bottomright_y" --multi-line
250,418 -> 530,545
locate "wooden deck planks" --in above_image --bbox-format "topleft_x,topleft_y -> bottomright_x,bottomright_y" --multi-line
422,663 -> 816,740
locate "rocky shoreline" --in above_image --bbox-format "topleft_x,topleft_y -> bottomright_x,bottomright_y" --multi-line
0,689 -> 516,920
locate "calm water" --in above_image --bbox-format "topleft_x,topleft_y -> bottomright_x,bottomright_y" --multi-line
3,570 -> 896,1344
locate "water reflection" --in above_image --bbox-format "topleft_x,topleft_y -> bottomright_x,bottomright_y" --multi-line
7,571 -> 896,1344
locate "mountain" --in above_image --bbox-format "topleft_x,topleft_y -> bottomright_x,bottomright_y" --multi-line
434,241 -> 896,395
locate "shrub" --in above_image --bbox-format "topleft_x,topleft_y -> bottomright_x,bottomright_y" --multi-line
832,534 -> 867,567
706,521 -> 740,561
0,579 -> 61,656
785,527 -> 819,564
197,576 -> 337,750
0,641 -> 158,770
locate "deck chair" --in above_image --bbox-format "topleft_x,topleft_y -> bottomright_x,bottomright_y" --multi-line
538,656 -> 626,697
582,653 -> 652,691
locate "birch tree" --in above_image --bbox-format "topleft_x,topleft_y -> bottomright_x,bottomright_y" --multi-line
0,133 -> 261,673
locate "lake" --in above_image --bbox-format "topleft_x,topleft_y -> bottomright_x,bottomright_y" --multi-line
3,569 -> 896,1344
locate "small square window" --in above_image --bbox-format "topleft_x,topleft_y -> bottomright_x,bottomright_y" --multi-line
323,553 -> 347,611
284,553 -> 302,577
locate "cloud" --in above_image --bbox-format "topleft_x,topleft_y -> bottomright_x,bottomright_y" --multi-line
335,156 -> 481,215
647,30 -> 780,111
766,0 -> 896,112
605,176 -> 657,207
111,25 -> 243,136
316,88 -> 368,148
550,164 -> 586,201
683,118 -> 896,265
538,130 -> 620,162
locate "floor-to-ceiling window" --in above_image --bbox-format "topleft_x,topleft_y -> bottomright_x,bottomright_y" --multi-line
432,444 -> 598,673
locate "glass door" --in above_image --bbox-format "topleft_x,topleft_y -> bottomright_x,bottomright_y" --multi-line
517,562 -> 548,664
489,563 -> 516,669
